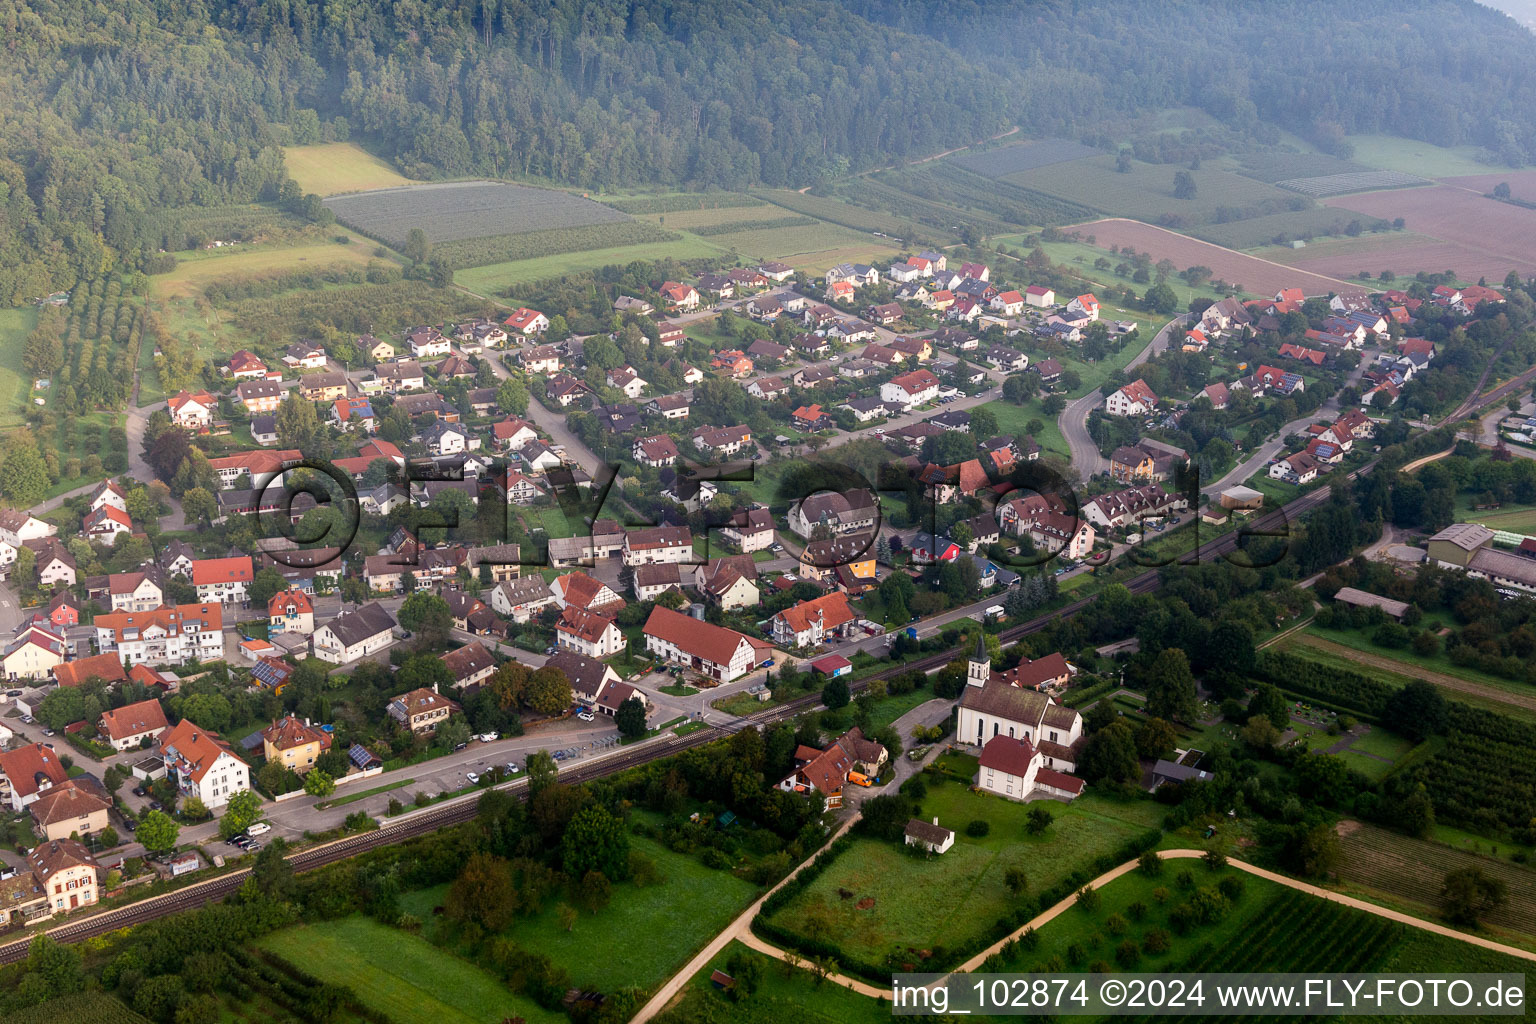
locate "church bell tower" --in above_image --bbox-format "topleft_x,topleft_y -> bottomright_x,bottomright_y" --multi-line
967,632 -> 990,688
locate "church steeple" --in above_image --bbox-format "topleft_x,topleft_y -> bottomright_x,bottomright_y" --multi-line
967,632 -> 990,688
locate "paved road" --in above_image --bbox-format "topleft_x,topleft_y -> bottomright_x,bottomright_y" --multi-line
1058,312 -> 1188,481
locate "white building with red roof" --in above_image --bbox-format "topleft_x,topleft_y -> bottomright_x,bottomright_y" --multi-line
192,556 -> 254,605
0,742 -> 68,811
98,698 -> 169,751
168,390 -> 216,429
158,718 -> 251,808
1105,379 -> 1159,417
1024,285 -> 1055,307
1067,293 -> 1100,321
880,368 -> 941,410
643,605 -> 769,684
82,504 -> 132,546
503,307 -> 549,335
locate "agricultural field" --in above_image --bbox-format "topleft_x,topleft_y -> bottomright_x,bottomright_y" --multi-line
1344,135 -> 1497,178
1231,151 -> 1371,183
258,915 -> 560,1024
0,306 -> 37,427
1058,219 -> 1353,296
1007,235 -> 1251,307
654,940 -> 891,1024
432,220 -> 680,269
1275,170 -> 1430,197
695,222 -> 900,271
1000,153 -> 1294,226
1190,207 -> 1391,250
871,164 -> 1094,231
950,139 -> 1099,178
284,142 -> 417,196
1439,170 -> 1536,197
454,234 -> 721,295
6,991 -> 154,1024
1335,822 -> 1536,943
1252,230 -> 1441,267
324,180 -> 630,246
762,781 -> 1160,969
1325,186 -> 1536,279
755,188 -> 955,245
599,191 -> 765,215
1460,503 -> 1536,534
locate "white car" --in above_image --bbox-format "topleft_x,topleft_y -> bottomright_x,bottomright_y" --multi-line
465,771 -> 480,784
245,822 -> 271,837
476,732 -> 499,743
577,711 -> 596,723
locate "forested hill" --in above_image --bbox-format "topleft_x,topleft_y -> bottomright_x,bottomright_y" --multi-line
7,0 -> 1536,304
847,0 -> 1536,164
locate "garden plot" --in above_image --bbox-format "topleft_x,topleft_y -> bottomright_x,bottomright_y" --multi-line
1276,170 -> 1430,197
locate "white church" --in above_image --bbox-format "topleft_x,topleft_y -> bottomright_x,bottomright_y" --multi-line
957,635 -> 1087,802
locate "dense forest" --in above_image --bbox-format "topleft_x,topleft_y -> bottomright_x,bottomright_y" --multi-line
6,0 -> 1536,302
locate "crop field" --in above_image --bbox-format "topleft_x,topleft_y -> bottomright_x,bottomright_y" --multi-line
756,188 -> 955,244
1232,151 -> 1370,183
1005,236 -> 1252,305
1190,207 -> 1391,250
874,164 -> 1096,230
1345,135 -> 1497,177
1276,170 -> 1430,197
1335,822 -> 1536,939
1001,154 -> 1294,225
1253,231 -> 1440,266
454,234 -> 721,294
1060,219 -> 1351,296
284,142 -> 416,195
950,138 -> 1099,178
1174,889 -> 1405,976
432,220 -> 680,269
1328,185 -> 1536,270
1461,504 -> 1536,533
600,191 -> 765,215
258,916 -> 560,1024
1285,629 -> 1536,714
325,180 -> 630,246
7,991 -> 154,1024
636,205 -> 797,231
696,222 -> 900,269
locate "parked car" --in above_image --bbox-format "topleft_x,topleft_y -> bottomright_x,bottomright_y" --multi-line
246,822 -> 271,836
504,763 -> 521,775
20,715 -> 33,724
123,819 -> 137,831
5,689 -> 21,697
132,787 -> 147,798
465,771 -> 480,784
577,711 -> 596,723
42,729 -> 54,737
149,801 -> 163,811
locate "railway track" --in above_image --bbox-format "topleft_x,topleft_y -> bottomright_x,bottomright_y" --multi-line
4,361 -> 1525,965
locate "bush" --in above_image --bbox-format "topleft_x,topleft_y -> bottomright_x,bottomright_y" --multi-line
1076,886 -> 1102,912
966,819 -> 991,838
1142,928 -> 1172,954
1115,938 -> 1141,967
1138,850 -> 1164,876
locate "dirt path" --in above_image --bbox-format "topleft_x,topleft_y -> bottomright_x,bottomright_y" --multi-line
1288,633 -> 1536,712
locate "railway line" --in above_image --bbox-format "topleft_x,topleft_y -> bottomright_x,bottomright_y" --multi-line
3,360 -> 1528,966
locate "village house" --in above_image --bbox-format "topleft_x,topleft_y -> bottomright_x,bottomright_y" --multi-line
192,555 -> 254,605
312,602 -> 396,664
98,697 -> 169,751
556,606 -> 626,658
443,642 -> 497,692
643,605 -> 767,683
227,350 -> 270,379
29,781 -> 111,842
623,526 -> 694,566
770,591 -> 857,648
0,743 -> 68,811
283,341 -> 329,369
693,424 -> 752,458
158,718 -> 251,808
1105,379 -> 1159,417
721,507 -> 776,552
52,651 -> 128,689
660,282 -> 701,311
787,489 -> 878,539
1082,484 -> 1187,530
82,505 -> 132,546
168,390 -> 216,430
551,571 -> 626,614
28,838 -> 102,913
108,569 -> 165,612
298,371 -> 349,402
376,361 -> 426,392
504,307 -> 550,336
880,368 -> 941,410
389,686 -> 460,734
95,603 -> 225,667
491,575 -> 558,622
262,714 -> 331,775
268,588 -> 314,634
1109,438 -> 1188,484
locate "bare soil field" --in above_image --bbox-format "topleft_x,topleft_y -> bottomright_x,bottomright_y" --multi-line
1325,186 -> 1536,279
1064,218 -> 1353,296
1438,171 -> 1536,196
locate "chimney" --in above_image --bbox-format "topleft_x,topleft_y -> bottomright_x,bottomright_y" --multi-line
932,816 -> 939,826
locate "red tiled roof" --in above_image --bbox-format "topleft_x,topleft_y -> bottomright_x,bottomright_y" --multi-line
99,698 -> 168,742
979,734 -> 1036,777
192,556 -> 254,587
643,605 -> 754,666
53,652 -> 128,688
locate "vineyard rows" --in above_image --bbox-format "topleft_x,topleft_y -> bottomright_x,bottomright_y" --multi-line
755,188 -> 950,243
689,215 -> 817,237
1275,170 -> 1428,197
434,221 -> 679,269
325,180 -> 629,246
600,192 -> 764,214
1336,823 -> 1536,934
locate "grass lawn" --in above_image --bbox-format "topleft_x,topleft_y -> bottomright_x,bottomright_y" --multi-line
0,307 -> 38,428
257,915 -> 560,1024
1336,749 -> 1396,780
764,780 -> 1161,968
283,142 -> 418,196
1347,135 -> 1496,178
660,683 -> 699,697
979,399 -> 1068,458
657,939 -> 890,1024
1008,236 -> 1254,305
1458,502 -> 1536,534
33,410 -> 123,499
403,833 -> 761,992
456,236 -> 723,295
1304,621 -> 1534,698
656,940 -> 890,1024
150,236 -> 378,301
863,689 -> 939,732
1348,725 -> 1417,761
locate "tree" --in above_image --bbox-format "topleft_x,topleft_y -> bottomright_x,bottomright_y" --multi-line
1133,718 -> 1179,759
1247,683 -> 1290,729
397,592 -> 453,648
0,438 -> 50,507
137,809 -> 180,853
1143,648 -> 1198,722
526,666 -> 573,715
615,696 -> 647,738
403,227 -> 429,264
1144,282 -> 1179,314
247,567 -> 287,607
1025,806 -> 1054,835
821,675 -> 850,710
252,840 -> 295,900
218,790 -> 263,838
498,378 -> 530,415
1078,722 -> 1139,783
968,406 -> 998,441
562,805 -> 629,881
180,486 -> 217,526
1441,867 -> 1507,926
303,769 -> 336,798
1383,680 -> 1446,741
1042,393 -> 1067,415
1002,374 -> 1038,404
557,902 -> 578,932
446,852 -> 518,931
1173,170 -> 1197,199
275,395 -> 323,449
1004,866 -> 1029,898
577,869 -> 612,913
